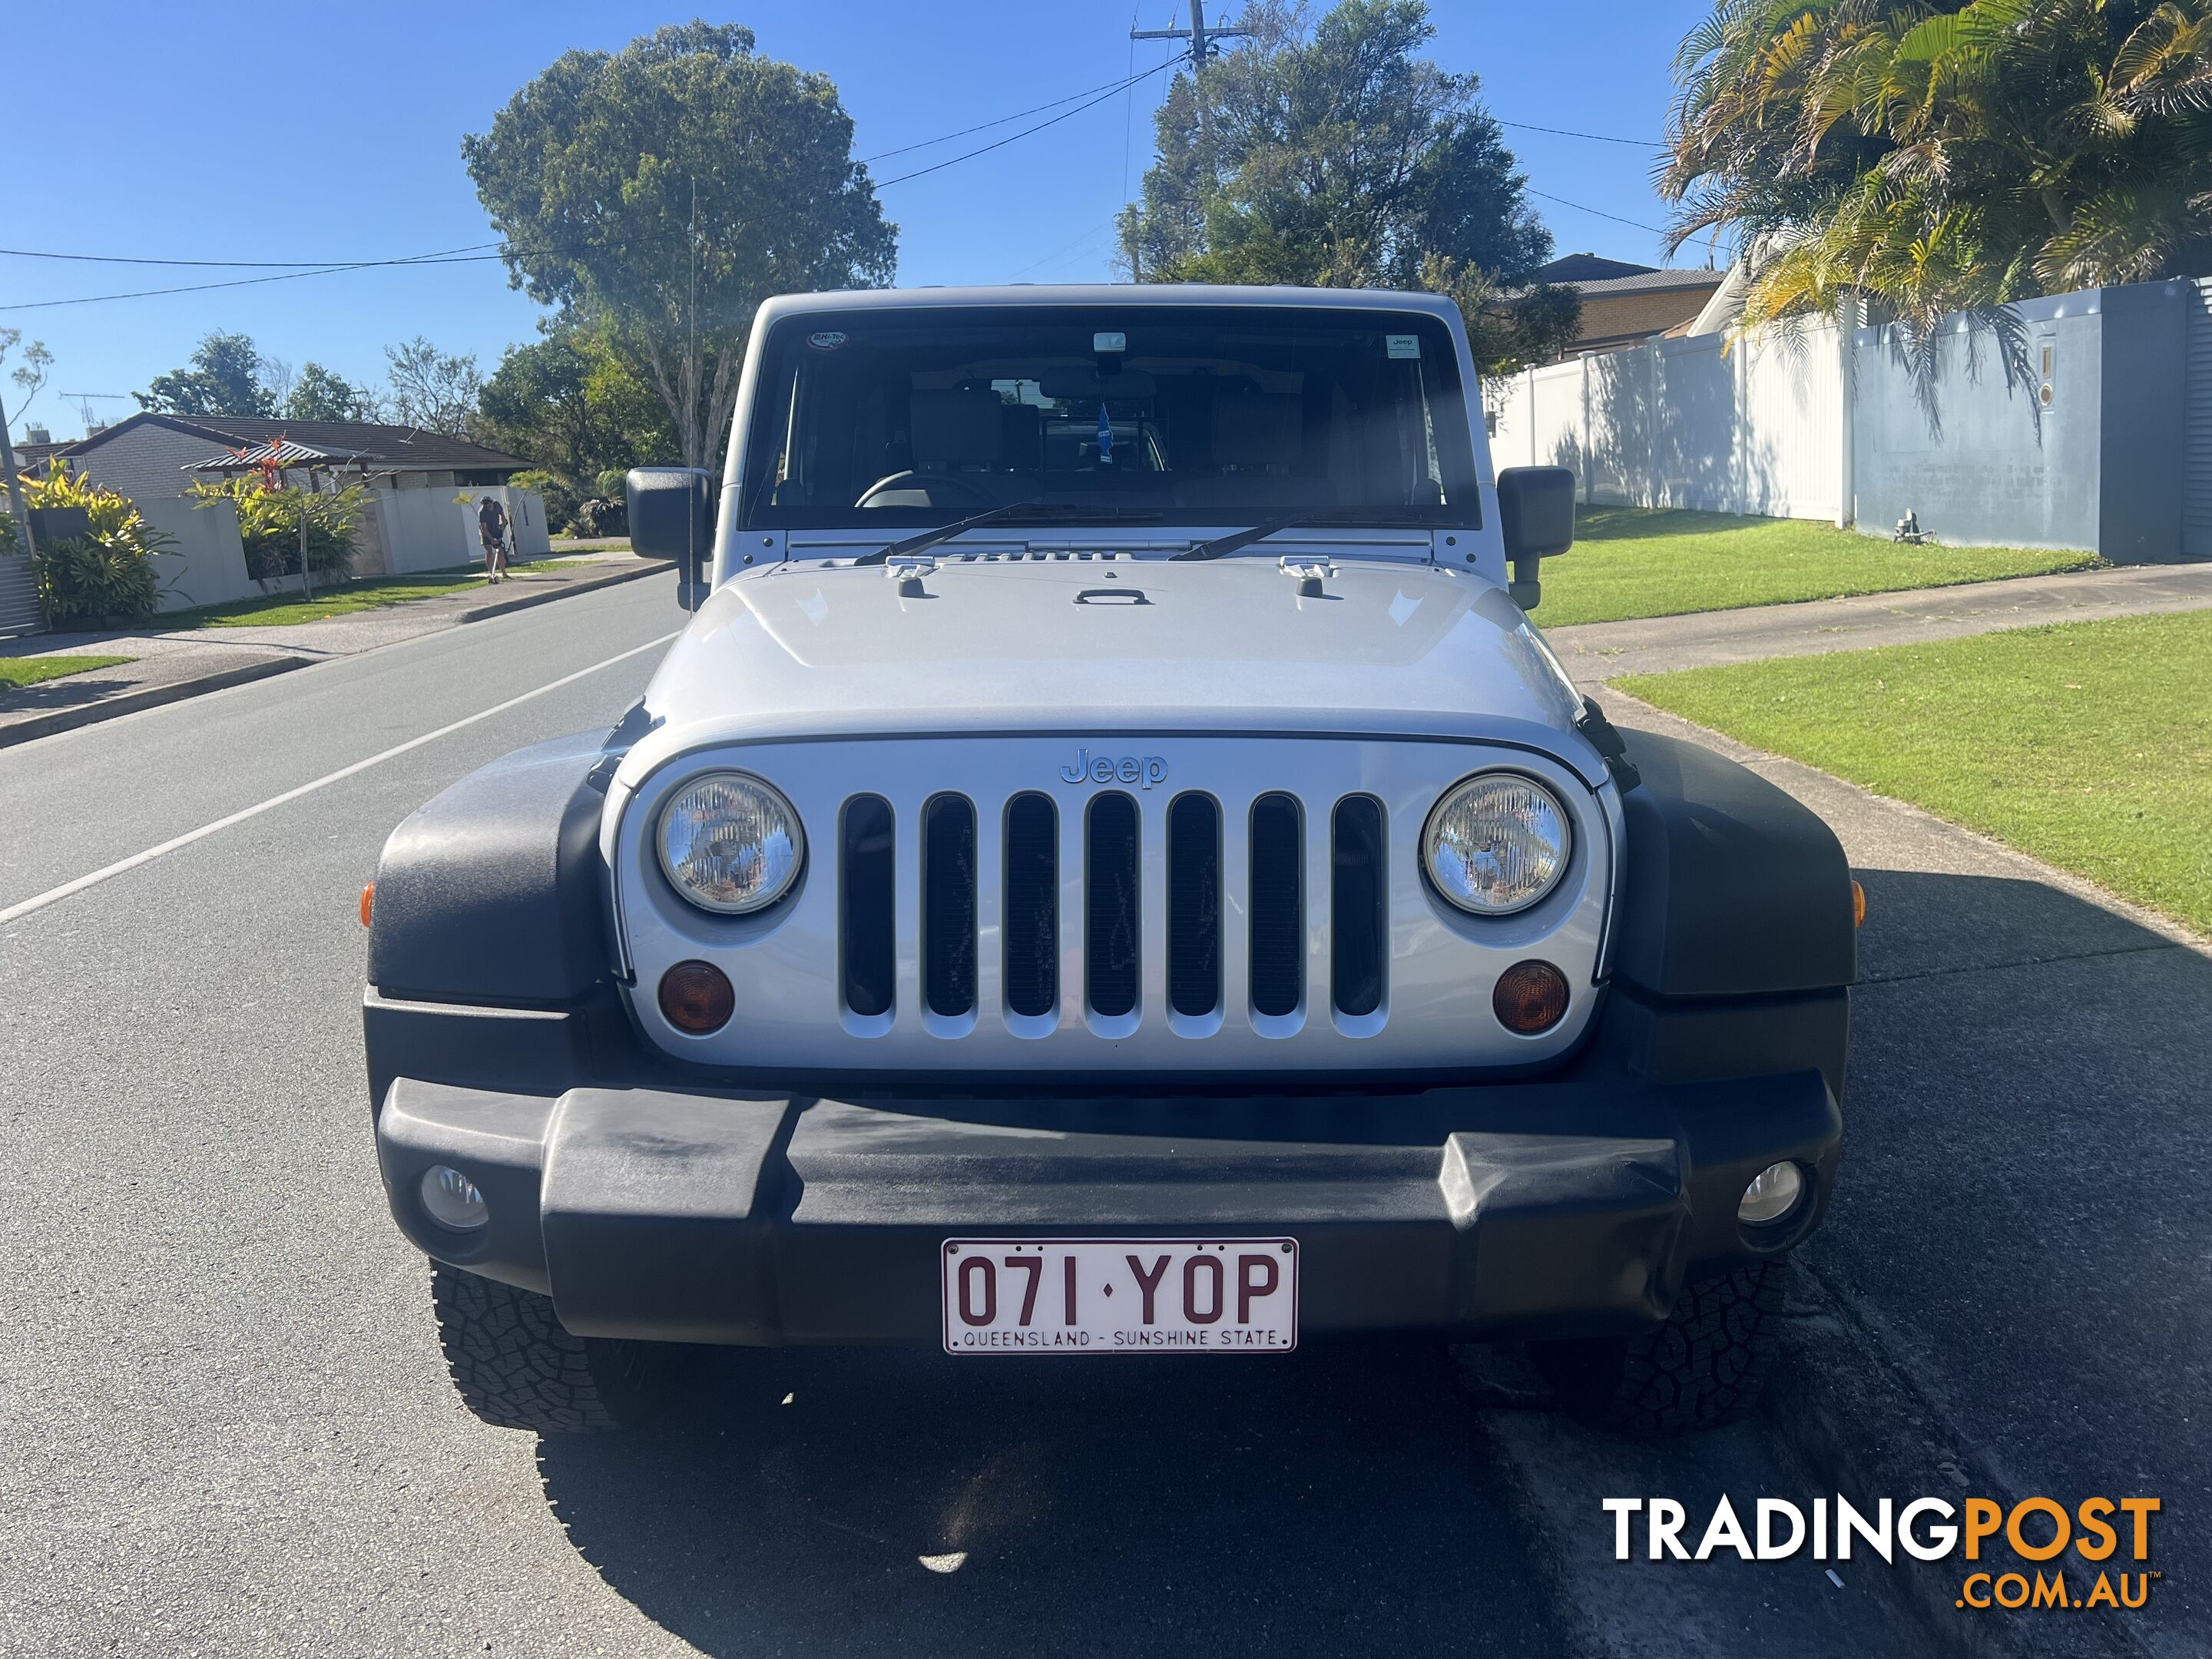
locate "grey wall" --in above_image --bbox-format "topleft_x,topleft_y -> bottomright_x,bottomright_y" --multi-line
1849,290 -> 2102,552
2098,281 -> 2189,563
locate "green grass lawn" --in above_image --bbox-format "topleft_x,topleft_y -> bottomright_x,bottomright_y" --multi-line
1535,505 -> 2103,628
174,561 -> 586,629
0,654 -> 135,690
1619,609 -> 2212,935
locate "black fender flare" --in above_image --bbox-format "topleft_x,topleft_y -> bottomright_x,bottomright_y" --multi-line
367,730 -> 617,1005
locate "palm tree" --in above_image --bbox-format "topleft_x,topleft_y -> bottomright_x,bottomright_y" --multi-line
1661,0 -> 2212,381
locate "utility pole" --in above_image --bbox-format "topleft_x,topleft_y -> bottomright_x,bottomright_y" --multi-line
1131,2 -> 1250,61
0,390 -> 36,569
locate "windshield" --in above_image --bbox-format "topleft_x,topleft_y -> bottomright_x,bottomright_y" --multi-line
738,304 -> 1478,529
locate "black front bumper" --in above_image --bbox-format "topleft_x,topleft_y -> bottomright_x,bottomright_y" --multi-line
371,1041 -> 1842,1346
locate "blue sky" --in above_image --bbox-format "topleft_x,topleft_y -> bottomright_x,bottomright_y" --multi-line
3,2 -> 1707,439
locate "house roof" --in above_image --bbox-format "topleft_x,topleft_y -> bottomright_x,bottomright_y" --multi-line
1569,269 -> 1726,298
50,411 -> 529,472
1532,253 -> 1659,284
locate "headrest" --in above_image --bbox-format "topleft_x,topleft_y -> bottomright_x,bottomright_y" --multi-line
1212,392 -> 1303,469
1000,401 -> 1042,469
911,389 -> 1005,467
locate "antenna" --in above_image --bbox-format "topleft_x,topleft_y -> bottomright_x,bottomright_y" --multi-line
61,391 -> 131,434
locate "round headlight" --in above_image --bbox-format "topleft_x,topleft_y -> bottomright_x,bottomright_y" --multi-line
1422,773 -> 1571,916
657,772 -> 804,914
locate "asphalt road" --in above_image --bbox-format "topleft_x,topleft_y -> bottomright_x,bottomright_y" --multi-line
0,579 -> 1935,1658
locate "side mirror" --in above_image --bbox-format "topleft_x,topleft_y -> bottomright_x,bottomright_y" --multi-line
626,467 -> 716,611
1496,465 -> 1576,611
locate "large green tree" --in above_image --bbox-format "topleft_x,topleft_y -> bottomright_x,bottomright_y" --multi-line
475,325 -> 676,482
282,362 -> 381,424
384,337 -> 483,436
1117,0 -> 1578,371
1663,0 -> 2212,371
137,332 -> 276,417
463,21 -> 898,468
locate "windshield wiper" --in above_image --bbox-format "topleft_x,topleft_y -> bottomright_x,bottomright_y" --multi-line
852,502 -> 1164,566
1171,506 -> 1437,562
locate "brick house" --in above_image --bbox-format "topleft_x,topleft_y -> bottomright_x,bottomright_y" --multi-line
1529,254 -> 1727,361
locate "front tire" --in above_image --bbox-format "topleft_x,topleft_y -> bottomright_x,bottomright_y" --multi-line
430,1262 -> 679,1433
1532,1259 -> 1788,1434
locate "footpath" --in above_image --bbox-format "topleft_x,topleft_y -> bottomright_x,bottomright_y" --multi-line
0,549 -> 671,748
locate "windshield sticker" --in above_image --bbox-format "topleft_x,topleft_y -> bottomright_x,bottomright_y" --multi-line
1092,331 -> 1128,353
1386,334 -> 1422,359
806,331 -> 848,352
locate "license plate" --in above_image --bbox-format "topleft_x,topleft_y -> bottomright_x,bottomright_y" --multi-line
941,1237 -> 1298,1355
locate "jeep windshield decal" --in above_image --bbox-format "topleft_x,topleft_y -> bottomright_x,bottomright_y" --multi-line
738,304 -> 1480,533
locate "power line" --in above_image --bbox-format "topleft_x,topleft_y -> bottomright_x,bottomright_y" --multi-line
0,233 -> 680,313
1005,220 -> 1124,280
874,53 -> 1188,189
861,71 -> 1166,164
0,241 -> 497,270
1525,189 -> 1671,236
0,250 -> 515,313
1498,118 -> 1664,149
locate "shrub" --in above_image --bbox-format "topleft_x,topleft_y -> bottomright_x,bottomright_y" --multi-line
188,476 -> 363,582
22,462 -> 174,626
511,468 -> 582,535
575,495 -> 628,538
593,467 -> 630,501
39,536 -> 161,625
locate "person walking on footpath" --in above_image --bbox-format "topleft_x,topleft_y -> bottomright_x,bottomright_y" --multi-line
476,494 -> 512,584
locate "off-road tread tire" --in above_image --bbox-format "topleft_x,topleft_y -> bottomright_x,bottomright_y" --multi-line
1535,1259 -> 1787,1435
430,1263 -> 667,1433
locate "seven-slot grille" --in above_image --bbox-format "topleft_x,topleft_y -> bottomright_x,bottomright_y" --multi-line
840,789 -> 1390,1026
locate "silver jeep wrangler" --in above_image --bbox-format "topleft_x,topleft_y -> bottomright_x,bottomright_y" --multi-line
365,286 -> 1852,1435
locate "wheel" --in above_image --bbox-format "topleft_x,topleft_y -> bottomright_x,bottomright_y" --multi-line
429,1261 -> 680,1432
1531,1259 -> 1788,1435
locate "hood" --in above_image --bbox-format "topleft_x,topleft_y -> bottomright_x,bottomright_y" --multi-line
627,555 -> 1598,783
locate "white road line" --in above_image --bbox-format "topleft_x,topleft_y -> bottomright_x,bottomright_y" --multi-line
0,632 -> 677,929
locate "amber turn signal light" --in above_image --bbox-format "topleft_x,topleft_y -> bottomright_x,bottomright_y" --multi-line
1851,879 -> 1866,928
1492,960 -> 1569,1035
659,959 -> 736,1034
359,882 -> 374,928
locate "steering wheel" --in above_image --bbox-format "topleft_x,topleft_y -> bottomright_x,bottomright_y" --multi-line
854,471 -> 999,512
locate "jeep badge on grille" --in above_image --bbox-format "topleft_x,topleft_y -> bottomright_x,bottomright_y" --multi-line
1060,750 -> 1169,790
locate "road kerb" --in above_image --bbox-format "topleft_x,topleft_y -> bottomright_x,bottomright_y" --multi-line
0,656 -> 307,752
456,558 -> 672,624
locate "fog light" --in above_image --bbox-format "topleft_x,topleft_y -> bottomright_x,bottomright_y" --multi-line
1492,960 -> 1569,1035
1739,1161 -> 1806,1227
659,959 -> 735,1033
419,1164 -> 488,1231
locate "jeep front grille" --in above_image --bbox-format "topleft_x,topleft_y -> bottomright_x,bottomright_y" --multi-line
1002,792 -> 1058,1018
838,786 -> 1390,1025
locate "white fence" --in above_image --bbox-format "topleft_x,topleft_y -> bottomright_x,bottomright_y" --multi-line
1492,322 -> 1847,525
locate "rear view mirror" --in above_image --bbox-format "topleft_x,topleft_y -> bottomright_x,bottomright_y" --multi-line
626,467 -> 716,610
1037,368 -> 1158,402
1496,465 -> 1576,610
